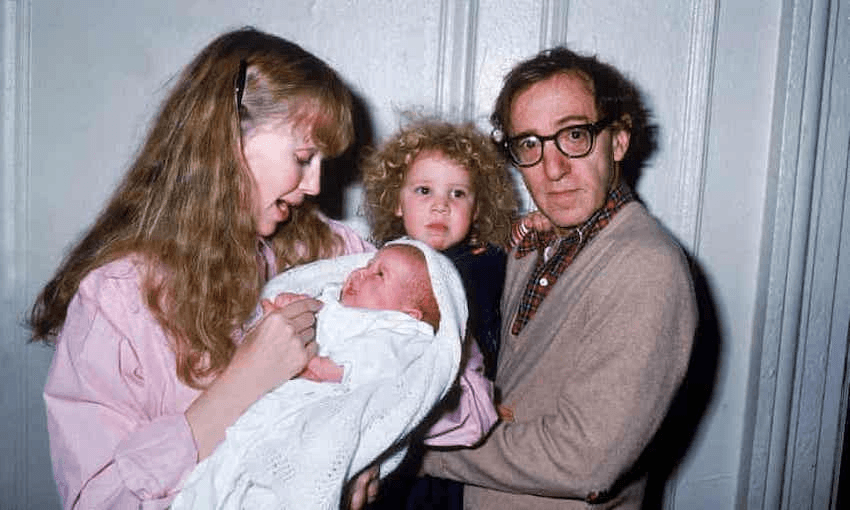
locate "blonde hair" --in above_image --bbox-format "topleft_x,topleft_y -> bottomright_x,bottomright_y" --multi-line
362,119 -> 517,249
29,27 -> 354,388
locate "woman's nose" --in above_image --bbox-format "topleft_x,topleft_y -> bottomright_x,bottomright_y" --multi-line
299,162 -> 321,196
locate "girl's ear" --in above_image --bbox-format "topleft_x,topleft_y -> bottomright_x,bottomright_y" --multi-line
395,202 -> 403,217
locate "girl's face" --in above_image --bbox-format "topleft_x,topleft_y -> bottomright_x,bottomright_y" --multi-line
242,121 -> 323,236
395,150 -> 476,251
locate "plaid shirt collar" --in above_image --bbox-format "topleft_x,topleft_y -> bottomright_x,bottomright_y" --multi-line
510,184 -> 635,335
515,184 -> 635,259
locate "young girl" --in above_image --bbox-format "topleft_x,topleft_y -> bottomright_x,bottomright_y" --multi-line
361,119 -> 518,509
28,27 -> 377,509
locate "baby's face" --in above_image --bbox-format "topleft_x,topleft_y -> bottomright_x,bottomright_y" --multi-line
340,246 -> 426,312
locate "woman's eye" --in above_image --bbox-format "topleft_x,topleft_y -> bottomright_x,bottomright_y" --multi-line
296,152 -> 315,166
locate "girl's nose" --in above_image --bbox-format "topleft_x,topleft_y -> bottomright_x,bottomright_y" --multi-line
431,197 -> 449,213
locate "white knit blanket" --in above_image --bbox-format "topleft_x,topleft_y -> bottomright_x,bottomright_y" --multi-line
172,239 -> 466,510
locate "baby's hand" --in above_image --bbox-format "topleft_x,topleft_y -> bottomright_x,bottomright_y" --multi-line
262,292 -> 311,313
300,355 -> 344,383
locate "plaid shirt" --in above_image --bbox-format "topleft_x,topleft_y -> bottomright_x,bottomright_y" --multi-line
510,185 -> 635,335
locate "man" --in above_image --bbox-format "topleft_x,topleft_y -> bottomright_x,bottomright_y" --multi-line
420,47 -> 697,508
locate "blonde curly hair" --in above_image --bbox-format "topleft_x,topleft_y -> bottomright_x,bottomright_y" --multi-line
362,119 -> 517,249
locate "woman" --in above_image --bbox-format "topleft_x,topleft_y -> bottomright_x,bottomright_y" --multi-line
29,27 -> 375,509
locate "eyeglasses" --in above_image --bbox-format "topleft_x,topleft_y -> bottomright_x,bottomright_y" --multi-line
503,117 -> 614,167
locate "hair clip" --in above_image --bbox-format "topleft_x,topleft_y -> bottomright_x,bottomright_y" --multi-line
235,59 -> 247,108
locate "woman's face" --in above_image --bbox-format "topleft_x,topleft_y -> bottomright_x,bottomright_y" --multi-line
242,121 -> 323,236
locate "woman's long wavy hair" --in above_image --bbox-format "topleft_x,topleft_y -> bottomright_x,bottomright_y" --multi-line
362,119 -> 517,249
29,27 -> 354,388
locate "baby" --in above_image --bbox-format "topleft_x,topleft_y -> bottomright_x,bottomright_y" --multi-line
173,239 -> 467,510
296,242 -> 440,383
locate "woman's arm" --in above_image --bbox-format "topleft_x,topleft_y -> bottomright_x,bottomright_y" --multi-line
44,261 -> 198,509
185,295 -> 321,459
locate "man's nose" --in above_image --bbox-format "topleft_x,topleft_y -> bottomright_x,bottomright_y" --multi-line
542,142 -> 570,181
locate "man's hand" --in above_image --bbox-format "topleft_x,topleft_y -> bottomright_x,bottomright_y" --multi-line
344,465 -> 379,510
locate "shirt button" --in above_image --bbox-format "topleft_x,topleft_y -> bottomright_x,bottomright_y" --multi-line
539,277 -> 549,286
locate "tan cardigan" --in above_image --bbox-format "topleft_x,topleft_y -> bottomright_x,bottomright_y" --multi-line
422,202 -> 697,509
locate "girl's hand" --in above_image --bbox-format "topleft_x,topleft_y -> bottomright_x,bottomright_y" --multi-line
522,210 -> 553,233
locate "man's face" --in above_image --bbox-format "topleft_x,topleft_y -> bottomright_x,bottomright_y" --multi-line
340,246 -> 425,315
509,72 -> 630,231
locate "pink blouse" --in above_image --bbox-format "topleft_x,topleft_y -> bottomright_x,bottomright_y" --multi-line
44,219 -> 495,508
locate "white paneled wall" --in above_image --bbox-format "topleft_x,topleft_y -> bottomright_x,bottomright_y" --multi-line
2,1 -> 847,508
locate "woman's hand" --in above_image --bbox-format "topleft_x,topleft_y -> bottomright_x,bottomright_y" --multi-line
232,294 -> 322,396
186,294 -> 322,459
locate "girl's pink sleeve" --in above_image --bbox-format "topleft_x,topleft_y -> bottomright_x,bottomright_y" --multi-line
43,260 -> 199,509
424,339 -> 498,447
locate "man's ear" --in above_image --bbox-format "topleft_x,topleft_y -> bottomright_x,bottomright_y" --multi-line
401,306 -> 423,321
612,115 -> 631,162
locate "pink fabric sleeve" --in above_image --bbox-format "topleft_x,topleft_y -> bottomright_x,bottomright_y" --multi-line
43,259 -> 200,509
424,339 -> 498,447
326,217 -> 376,255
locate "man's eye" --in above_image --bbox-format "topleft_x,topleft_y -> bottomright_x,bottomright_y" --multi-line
517,137 -> 540,150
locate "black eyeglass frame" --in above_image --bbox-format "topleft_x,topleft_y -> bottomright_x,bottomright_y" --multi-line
503,116 -> 615,168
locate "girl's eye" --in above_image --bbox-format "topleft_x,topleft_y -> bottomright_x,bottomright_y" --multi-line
451,189 -> 467,199
414,186 -> 430,195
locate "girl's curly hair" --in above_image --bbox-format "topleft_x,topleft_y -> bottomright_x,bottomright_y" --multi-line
362,119 -> 518,249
